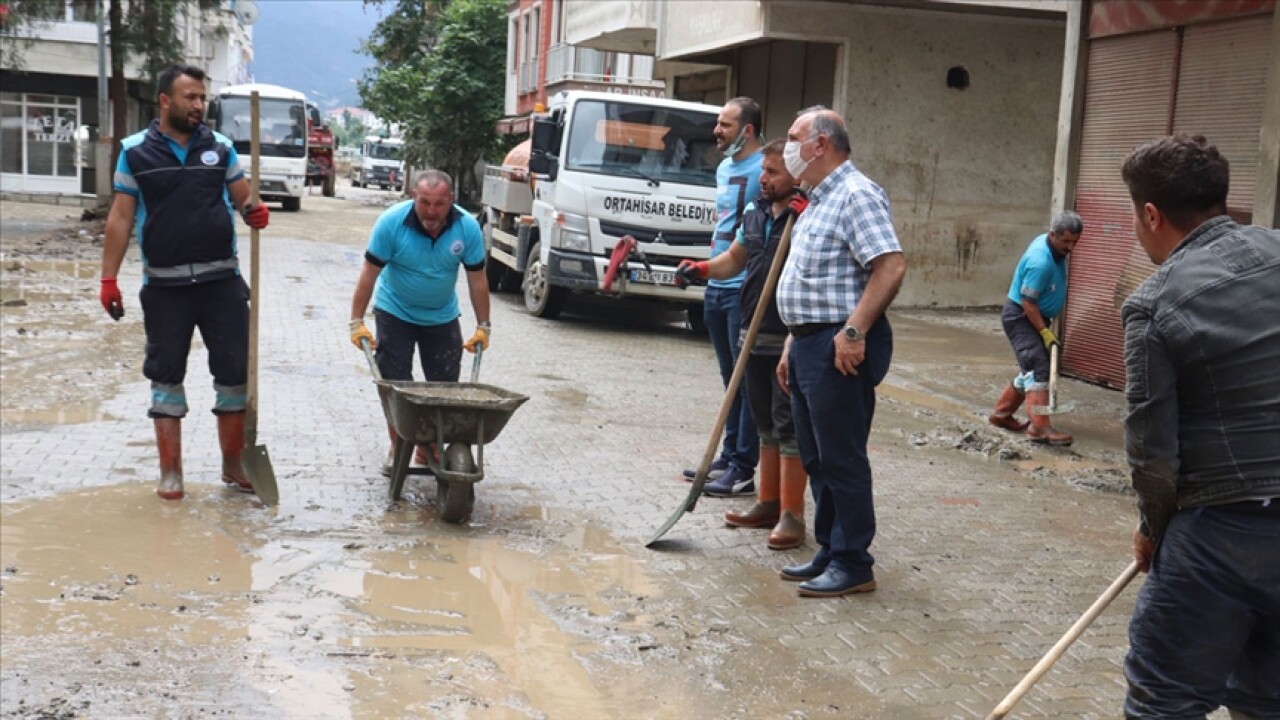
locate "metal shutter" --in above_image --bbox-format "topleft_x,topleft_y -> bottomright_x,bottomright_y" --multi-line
1064,30 -> 1176,388
1173,15 -> 1274,219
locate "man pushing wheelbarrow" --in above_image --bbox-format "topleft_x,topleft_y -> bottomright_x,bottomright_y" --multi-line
348,169 -> 492,475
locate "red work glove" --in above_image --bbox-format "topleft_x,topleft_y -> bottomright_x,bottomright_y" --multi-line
788,192 -> 809,217
674,260 -> 709,289
241,203 -> 269,229
100,277 -> 124,320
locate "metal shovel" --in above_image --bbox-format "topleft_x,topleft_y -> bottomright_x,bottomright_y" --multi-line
242,91 -> 278,506
1030,342 -> 1074,416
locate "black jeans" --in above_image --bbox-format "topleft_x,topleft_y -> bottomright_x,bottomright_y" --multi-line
745,350 -> 796,456
1125,502 -> 1280,718
373,310 -> 462,382
139,276 -> 249,418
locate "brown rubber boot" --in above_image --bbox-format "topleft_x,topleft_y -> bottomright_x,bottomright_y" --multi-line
1026,389 -> 1073,446
987,383 -> 1030,432
381,423 -> 399,477
769,454 -> 807,550
725,444 -> 780,528
217,412 -> 255,493
154,417 -> 184,500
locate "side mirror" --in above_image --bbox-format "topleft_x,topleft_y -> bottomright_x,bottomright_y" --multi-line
531,116 -> 557,154
529,151 -> 557,181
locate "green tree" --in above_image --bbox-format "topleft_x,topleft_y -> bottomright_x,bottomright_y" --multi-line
334,109 -> 369,149
359,0 -> 505,205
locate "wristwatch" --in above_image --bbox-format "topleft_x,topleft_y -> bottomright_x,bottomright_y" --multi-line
843,325 -> 862,342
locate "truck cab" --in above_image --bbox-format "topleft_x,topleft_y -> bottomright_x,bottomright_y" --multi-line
482,91 -> 720,324
207,83 -> 309,211
351,135 -> 404,191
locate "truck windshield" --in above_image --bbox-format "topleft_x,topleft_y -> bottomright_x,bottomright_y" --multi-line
212,96 -> 306,159
563,100 -> 717,188
368,143 -> 402,161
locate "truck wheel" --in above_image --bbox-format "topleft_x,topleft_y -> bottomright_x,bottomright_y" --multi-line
351,173 -> 361,188
322,173 -> 336,197
686,304 -> 708,336
282,196 -> 301,212
523,242 -> 565,319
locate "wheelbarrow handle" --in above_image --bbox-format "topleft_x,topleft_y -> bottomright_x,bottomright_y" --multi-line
360,338 -> 381,381
470,346 -> 483,384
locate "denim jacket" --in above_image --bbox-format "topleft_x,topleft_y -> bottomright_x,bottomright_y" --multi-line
1122,216 -> 1280,539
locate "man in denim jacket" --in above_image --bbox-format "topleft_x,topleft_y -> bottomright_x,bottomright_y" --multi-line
1120,134 -> 1280,719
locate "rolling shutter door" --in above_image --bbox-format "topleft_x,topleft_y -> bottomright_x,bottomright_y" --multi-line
1173,15 -> 1273,220
1064,30 -> 1175,388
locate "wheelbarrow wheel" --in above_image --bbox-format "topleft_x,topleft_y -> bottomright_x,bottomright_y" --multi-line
436,443 -> 476,524
436,479 -> 475,524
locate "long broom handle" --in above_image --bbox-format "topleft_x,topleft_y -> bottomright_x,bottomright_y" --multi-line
246,91 -> 262,446
985,561 -> 1140,720
685,213 -> 794,509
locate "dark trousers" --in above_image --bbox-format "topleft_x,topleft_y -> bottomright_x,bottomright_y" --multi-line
1125,502 -> 1280,718
704,285 -> 759,471
745,350 -> 797,456
373,310 -> 462,382
788,318 -> 893,574
1001,301 -> 1050,385
139,276 -> 249,418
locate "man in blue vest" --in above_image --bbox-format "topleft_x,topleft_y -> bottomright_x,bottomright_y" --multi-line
100,64 -> 270,501
349,170 -> 490,470
679,96 -> 764,496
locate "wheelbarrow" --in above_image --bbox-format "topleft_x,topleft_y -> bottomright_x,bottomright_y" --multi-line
362,341 -> 528,523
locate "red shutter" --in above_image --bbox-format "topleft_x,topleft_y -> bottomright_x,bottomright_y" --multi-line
1173,15 -> 1274,219
1064,30 -> 1176,388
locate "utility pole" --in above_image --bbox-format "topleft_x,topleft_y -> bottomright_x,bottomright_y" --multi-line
95,0 -> 112,206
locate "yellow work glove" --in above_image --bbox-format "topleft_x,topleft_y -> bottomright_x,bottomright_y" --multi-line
1039,327 -> 1058,349
463,326 -> 490,353
350,319 -> 375,350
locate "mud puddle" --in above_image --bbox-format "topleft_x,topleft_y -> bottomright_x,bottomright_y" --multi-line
0,484 -> 773,718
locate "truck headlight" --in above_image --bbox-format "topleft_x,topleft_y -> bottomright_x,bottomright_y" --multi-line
552,211 -> 591,252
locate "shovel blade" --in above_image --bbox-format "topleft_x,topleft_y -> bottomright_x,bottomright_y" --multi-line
645,472 -> 707,548
244,444 -> 278,506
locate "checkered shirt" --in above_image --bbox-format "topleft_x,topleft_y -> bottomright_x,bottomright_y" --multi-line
777,160 -> 902,326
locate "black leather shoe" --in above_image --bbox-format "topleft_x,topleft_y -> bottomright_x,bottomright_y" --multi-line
797,566 -> 876,598
780,555 -> 829,582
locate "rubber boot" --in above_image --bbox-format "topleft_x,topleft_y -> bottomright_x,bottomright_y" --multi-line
987,383 -> 1030,433
217,412 -> 254,493
725,444 -> 780,528
769,454 -> 807,550
154,417 -> 184,500
1026,389 -> 1073,446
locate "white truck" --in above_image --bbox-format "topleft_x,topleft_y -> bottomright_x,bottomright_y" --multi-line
480,91 -> 721,325
350,135 -> 405,191
207,83 -> 309,211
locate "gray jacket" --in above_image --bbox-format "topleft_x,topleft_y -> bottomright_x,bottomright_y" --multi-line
1122,216 -> 1280,539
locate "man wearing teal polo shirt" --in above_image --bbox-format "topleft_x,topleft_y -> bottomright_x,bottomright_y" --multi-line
349,169 -> 491,467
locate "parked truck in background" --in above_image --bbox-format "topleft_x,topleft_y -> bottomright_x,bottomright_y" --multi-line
350,135 -> 404,191
480,91 -> 721,326
207,83 -> 309,211
304,103 -> 337,197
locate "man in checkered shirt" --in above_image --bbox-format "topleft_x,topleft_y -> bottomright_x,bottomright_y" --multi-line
773,107 -> 907,598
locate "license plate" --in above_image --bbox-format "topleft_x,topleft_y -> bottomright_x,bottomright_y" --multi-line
630,269 -> 676,286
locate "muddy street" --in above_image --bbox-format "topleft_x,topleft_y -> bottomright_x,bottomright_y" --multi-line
3,185 -> 1162,718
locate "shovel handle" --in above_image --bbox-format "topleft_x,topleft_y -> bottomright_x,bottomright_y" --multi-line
1048,343 -> 1060,411
360,338 -> 381,381
470,346 -> 484,384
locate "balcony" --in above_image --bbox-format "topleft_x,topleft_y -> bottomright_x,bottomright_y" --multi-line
658,1 -> 766,61
563,0 -> 658,55
544,44 -> 665,98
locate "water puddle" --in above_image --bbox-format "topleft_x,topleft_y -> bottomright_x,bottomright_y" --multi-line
0,484 -> 714,717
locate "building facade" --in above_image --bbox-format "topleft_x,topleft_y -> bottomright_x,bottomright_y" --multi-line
1,0 -> 252,201
499,0 -> 665,135
564,0 -> 1072,309
1051,0 -> 1279,387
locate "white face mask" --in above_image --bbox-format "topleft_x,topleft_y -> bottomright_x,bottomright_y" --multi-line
783,137 -> 815,179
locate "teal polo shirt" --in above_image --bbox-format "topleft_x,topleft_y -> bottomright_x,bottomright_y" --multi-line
367,200 -> 485,327
1006,233 -> 1068,320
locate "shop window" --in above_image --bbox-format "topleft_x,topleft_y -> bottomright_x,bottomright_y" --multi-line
2,102 -> 23,174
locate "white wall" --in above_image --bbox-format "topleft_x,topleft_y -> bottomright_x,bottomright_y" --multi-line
768,4 -> 1065,307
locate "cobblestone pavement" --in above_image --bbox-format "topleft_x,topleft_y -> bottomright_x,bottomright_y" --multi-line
0,195 -> 1196,718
